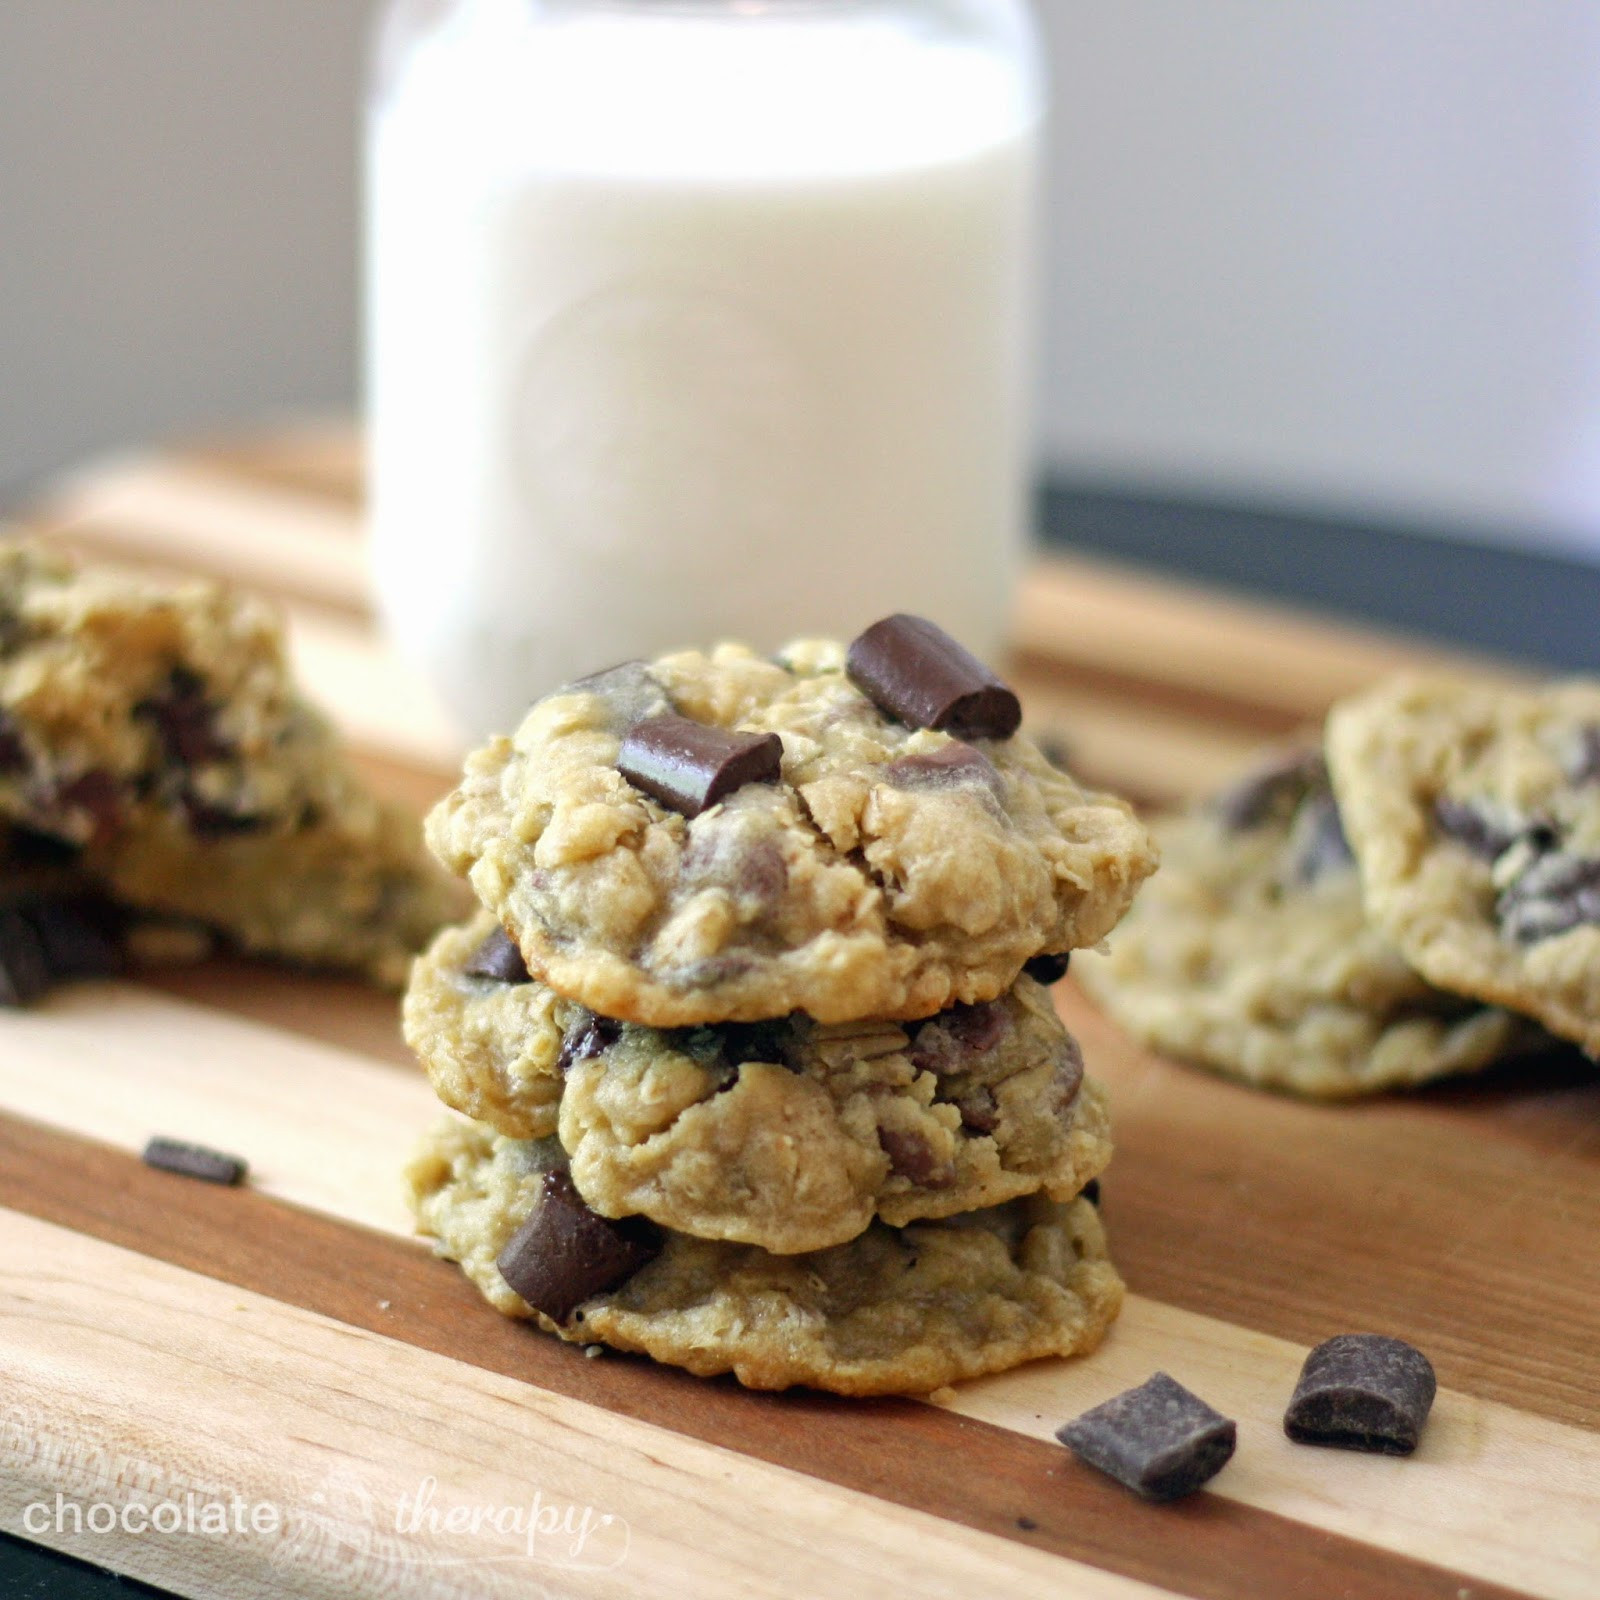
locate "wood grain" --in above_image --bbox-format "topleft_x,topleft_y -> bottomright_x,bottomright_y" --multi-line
0,1124 -> 1543,1600
3,1208 -> 1173,1600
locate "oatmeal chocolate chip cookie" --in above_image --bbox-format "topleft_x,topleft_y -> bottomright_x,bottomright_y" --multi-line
0,541 -> 463,985
425,634 -> 1155,1026
405,912 -> 1112,1252
406,1117 -> 1123,1396
1075,747 -> 1535,1097
1328,675 -> 1600,1055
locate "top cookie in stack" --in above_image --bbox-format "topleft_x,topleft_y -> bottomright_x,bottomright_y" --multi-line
404,616 -> 1157,1394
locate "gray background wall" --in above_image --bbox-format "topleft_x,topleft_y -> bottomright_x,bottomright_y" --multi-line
4,0 -> 1599,559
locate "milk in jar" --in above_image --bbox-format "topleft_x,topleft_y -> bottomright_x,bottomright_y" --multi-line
367,0 -> 1044,736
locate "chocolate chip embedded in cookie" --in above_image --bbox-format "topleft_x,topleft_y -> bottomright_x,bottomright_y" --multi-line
406,1118 -> 1124,1397
404,912 -> 1113,1252
425,635 -> 1155,1026
1327,675 -> 1600,1056
1075,746 -> 1541,1097
494,1169 -> 662,1323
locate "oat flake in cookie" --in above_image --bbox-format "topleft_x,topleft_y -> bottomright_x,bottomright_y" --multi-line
1074,746 -> 1539,1096
0,541 -> 464,986
406,1117 -> 1124,1397
406,913 -> 1112,1253
1328,676 -> 1600,1056
424,625 -> 1156,1026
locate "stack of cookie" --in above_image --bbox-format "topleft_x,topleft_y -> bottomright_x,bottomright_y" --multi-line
403,616 -> 1158,1394
1079,673 -> 1598,1097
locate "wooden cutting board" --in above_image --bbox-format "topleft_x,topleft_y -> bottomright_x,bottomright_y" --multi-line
0,430 -> 1594,1600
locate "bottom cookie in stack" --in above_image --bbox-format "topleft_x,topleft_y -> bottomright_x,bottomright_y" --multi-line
402,914 -> 1122,1393
1075,747 -> 1545,1098
407,1119 -> 1122,1396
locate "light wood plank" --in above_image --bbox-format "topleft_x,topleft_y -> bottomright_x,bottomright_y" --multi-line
1017,554 -> 1526,724
40,455 -> 368,613
0,1209 -> 1168,1600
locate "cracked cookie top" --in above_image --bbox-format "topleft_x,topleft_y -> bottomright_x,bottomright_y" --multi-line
1075,745 -> 1537,1096
405,912 -> 1110,1252
1327,674 -> 1600,1055
425,637 -> 1155,1025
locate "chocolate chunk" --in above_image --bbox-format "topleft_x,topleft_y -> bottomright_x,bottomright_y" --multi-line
1496,851 -> 1600,943
911,1001 -> 1008,1075
0,910 -> 51,1007
464,925 -> 530,984
953,1085 -> 1000,1134
557,1014 -> 622,1074
495,1170 -> 661,1323
1056,1373 -> 1236,1501
1432,796 -> 1522,861
1050,1034 -> 1086,1114
1082,1177 -> 1101,1207
26,897 -> 121,980
141,1136 -> 248,1186
5,825 -> 81,869
846,615 -> 1022,740
50,771 -> 124,843
882,742 -> 1005,801
618,714 -> 783,818
716,1019 -> 791,1068
137,669 -> 230,767
0,709 -> 28,775
1283,1334 -> 1436,1455
1287,790 -> 1354,883
1213,748 -> 1325,831
877,1125 -> 956,1187
180,793 -> 269,838
681,823 -> 788,911
1023,952 -> 1071,985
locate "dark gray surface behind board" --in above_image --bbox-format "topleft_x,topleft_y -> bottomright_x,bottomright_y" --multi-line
1039,481 -> 1600,673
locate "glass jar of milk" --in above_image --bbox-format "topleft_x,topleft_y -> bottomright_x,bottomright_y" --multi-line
368,0 -> 1044,737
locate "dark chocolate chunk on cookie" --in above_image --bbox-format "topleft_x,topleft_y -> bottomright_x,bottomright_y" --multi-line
618,715 -> 783,818
495,1170 -> 661,1324
1212,748 -> 1325,832
847,614 -> 1021,740
1284,1333 -> 1436,1455
465,925 -> 530,984
1057,1373 -> 1236,1501
1496,851 -> 1600,943
1023,952 -> 1071,985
